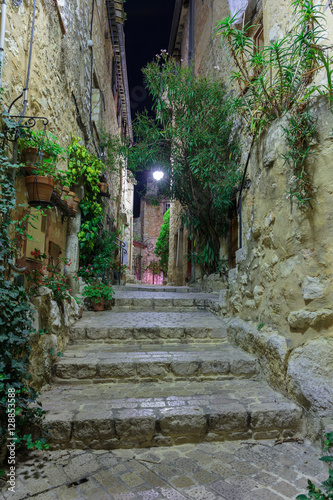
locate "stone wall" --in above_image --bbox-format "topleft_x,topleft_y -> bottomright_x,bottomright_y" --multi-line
168,0 -> 333,430
29,287 -> 79,390
3,0 -> 132,386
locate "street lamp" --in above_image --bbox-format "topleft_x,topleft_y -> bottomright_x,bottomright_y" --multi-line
153,170 -> 164,181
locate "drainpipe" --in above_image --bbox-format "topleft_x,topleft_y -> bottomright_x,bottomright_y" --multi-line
117,25 -> 133,141
189,0 -> 194,67
237,135 -> 255,249
0,0 -> 7,89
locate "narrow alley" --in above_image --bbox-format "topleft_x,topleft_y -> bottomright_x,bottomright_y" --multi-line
4,285 -> 328,500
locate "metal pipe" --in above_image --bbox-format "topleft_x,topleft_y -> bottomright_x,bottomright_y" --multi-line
237,135 -> 255,249
0,0 -> 7,89
189,0 -> 194,67
117,25 -> 133,141
152,259 -> 155,285
21,0 -> 37,119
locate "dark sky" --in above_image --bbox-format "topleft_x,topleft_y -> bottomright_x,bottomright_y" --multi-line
125,0 -> 175,119
124,0 -> 175,217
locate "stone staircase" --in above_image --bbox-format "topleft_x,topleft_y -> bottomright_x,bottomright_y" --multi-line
41,286 -> 304,450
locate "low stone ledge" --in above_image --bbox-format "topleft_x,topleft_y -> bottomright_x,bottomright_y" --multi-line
226,317 -> 290,391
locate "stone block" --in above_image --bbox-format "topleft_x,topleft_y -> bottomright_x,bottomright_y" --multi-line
208,405 -> 248,433
86,327 -> 110,340
115,415 -> 156,444
249,403 -> 302,431
171,361 -> 199,376
137,363 -> 166,378
201,360 -> 229,375
230,358 -> 257,375
286,338 -> 333,415
70,327 -> 86,340
218,289 -> 229,308
288,308 -> 333,329
159,408 -> 207,436
302,276 -> 324,301
99,362 -> 136,379
228,268 -> 238,284
235,247 -> 247,264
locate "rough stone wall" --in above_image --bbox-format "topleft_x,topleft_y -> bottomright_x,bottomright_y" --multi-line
3,0 -> 130,386
30,287 -> 79,390
227,106 -> 333,344
169,0 -> 333,429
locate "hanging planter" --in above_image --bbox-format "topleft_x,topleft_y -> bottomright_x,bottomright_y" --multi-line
20,147 -> 50,176
25,176 -> 55,204
98,182 -> 109,194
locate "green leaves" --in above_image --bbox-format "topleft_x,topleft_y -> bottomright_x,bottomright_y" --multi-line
215,0 -> 333,136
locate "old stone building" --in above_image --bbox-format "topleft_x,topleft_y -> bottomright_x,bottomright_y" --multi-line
1,0 -> 134,387
168,0 -> 333,435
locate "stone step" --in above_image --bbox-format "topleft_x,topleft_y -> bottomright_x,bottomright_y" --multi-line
113,285 -> 202,293
41,379 -> 303,450
70,311 -> 226,344
112,290 -> 219,312
54,343 -> 258,383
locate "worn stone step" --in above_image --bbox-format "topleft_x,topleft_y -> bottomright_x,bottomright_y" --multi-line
112,290 -> 219,312
54,343 -> 258,383
113,285 -> 202,293
70,311 -> 226,343
41,379 -> 303,450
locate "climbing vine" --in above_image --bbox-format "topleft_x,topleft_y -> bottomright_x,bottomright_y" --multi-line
155,208 -> 170,275
67,136 -> 105,264
0,123 -> 48,469
215,0 -> 333,207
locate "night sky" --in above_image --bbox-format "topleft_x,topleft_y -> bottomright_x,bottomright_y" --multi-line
124,0 -> 175,217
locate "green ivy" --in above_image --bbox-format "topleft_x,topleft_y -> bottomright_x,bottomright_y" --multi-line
67,137 -> 104,263
155,208 -> 170,275
0,121 -> 48,468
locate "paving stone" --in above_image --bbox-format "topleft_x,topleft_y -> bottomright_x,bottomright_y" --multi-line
55,343 -> 257,383
70,311 -> 225,343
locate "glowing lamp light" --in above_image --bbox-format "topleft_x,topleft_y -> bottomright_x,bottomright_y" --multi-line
153,170 -> 164,181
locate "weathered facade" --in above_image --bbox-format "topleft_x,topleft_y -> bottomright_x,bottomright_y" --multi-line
169,0 -> 333,436
2,0 -> 134,387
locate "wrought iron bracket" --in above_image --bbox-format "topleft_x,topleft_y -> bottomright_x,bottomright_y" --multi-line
3,113 -> 49,142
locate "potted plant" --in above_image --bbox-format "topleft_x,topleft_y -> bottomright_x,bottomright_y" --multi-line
19,130 -> 65,175
20,131 -> 67,204
82,280 -> 115,311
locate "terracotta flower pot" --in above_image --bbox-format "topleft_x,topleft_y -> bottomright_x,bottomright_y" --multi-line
92,299 -> 105,311
25,176 -> 55,203
21,148 -> 50,176
98,182 -> 109,194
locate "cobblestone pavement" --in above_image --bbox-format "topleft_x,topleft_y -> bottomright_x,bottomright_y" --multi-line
1,440 -> 327,499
